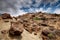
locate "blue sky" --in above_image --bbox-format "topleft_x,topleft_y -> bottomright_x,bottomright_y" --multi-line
0,0 -> 60,16
20,0 -> 60,13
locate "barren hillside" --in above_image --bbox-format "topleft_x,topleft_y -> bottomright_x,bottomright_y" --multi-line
0,12 -> 60,40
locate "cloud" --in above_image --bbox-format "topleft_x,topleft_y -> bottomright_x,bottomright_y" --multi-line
0,0 -> 60,16
20,0 -> 60,13
54,8 -> 60,14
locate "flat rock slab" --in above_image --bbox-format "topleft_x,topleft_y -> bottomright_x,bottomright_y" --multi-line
21,29 -> 42,40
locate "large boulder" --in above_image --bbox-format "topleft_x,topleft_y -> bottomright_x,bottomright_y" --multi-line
9,21 -> 24,37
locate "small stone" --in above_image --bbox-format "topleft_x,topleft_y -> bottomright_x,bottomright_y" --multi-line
1,30 -> 8,34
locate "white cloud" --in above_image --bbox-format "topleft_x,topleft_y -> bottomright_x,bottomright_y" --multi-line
54,8 -> 60,14
0,0 -> 59,16
35,7 -> 51,13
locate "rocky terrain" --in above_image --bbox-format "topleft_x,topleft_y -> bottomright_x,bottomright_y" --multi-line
0,12 -> 60,40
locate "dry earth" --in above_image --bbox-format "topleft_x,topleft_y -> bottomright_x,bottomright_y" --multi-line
0,12 -> 60,40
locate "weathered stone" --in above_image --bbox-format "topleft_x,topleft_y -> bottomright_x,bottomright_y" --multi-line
9,28 -> 22,36
42,30 -> 50,36
1,30 -> 8,34
9,21 -> 24,36
1,13 -> 12,19
25,26 -> 32,33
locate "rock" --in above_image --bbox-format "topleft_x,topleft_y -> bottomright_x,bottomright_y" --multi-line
1,30 -> 8,34
1,13 -> 12,19
21,29 -> 43,40
42,30 -> 57,40
9,28 -> 22,37
40,24 -> 48,26
9,21 -> 24,37
25,26 -> 32,33
55,30 -> 60,36
42,30 -> 50,36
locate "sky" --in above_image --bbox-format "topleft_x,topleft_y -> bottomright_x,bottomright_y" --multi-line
0,0 -> 60,16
